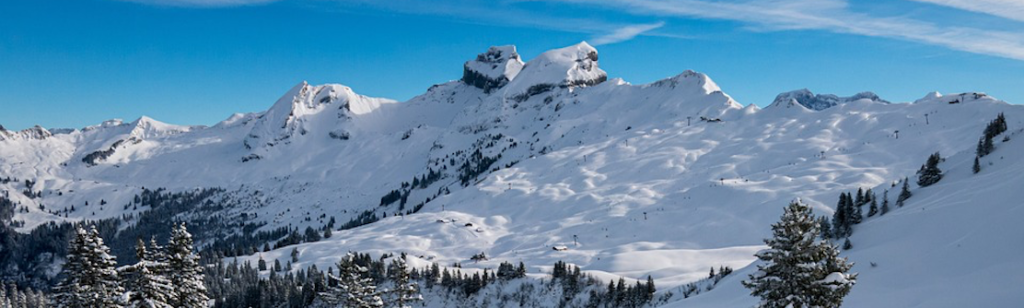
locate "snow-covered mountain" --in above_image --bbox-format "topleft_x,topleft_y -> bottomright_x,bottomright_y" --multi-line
2,42 -> 1022,307
771,89 -> 890,111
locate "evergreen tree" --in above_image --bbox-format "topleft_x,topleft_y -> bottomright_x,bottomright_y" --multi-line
166,223 -> 208,308
743,201 -> 856,308
973,156 -> 981,174
818,216 -> 832,240
836,192 -> 857,236
981,136 -> 994,157
850,192 -> 863,225
126,239 -> 173,308
842,238 -> 852,250
147,237 -> 167,275
320,253 -> 383,308
880,190 -> 890,216
646,275 -> 656,303
897,177 -> 912,207
916,152 -> 943,187
977,137 -> 988,157
54,226 -> 125,308
867,196 -> 878,218
978,113 -> 1008,157
389,256 -> 422,308
53,227 -> 89,308
831,194 -> 848,239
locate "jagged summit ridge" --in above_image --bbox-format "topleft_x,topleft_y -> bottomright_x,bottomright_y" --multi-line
243,81 -> 396,153
771,89 -> 890,111
0,125 -> 52,141
462,45 -> 524,93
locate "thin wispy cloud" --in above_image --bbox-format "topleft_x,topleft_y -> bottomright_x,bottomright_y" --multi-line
590,22 -> 665,45
306,0 -> 672,44
549,0 -> 1024,61
120,0 -> 1024,61
120,0 -> 279,7
910,0 -> 1024,22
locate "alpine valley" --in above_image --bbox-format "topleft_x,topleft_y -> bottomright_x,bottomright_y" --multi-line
2,42 -> 1022,307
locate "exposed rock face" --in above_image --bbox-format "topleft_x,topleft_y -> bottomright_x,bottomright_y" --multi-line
0,125 -> 53,141
461,46 -> 524,93
502,42 -> 608,102
772,89 -> 890,111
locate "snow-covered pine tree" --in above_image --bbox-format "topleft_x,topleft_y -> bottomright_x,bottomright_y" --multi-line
916,152 -> 943,187
850,192 -> 863,225
85,226 -> 125,308
54,226 -> 126,308
166,223 -> 208,308
881,190 -> 890,216
36,287 -> 50,307
818,216 -> 832,240
319,253 -> 383,308
897,177 -> 912,207
146,237 -> 169,277
388,256 -> 422,308
85,226 -> 127,307
743,200 -> 856,308
126,239 -> 173,308
646,275 -> 656,303
978,113 -> 1009,157
53,226 -> 89,308
5,284 -> 19,308
0,284 -> 7,308
973,156 -> 981,174
854,188 -> 864,206
831,193 -> 848,239
867,196 -> 878,218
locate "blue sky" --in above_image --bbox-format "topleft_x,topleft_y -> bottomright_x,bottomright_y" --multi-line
1,0 -> 1023,130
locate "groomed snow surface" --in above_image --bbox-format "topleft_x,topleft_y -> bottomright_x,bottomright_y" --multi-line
2,42 -> 1023,307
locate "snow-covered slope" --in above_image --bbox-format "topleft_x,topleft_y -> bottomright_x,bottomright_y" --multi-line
502,42 -> 607,101
670,122 -> 1024,308
2,42 -> 1022,307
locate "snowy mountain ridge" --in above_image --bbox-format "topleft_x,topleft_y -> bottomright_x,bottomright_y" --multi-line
1,42 -> 1023,307
771,88 -> 891,111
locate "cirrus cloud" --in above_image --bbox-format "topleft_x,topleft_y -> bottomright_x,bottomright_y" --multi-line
591,21 -> 665,45
910,0 -> 1024,22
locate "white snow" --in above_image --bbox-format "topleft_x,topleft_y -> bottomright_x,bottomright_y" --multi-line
2,43 -> 1023,307
502,42 -> 607,99
464,45 -> 524,82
